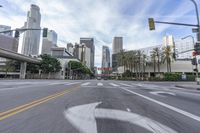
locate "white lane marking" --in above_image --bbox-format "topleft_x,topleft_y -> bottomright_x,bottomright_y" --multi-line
109,83 -> 119,87
81,82 -> 91,86
64,102 -> 177,133
97,83 -> 103,86
119,83 -> 132,87
126,108 -> 131,112
150,91 -> 176,97
65,82 -> 80,85
49,83 -> 63,85
133,83 -> 143,87
120,87 -> 200,122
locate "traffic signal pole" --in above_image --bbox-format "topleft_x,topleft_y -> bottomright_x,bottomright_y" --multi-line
149,0 -> 200,84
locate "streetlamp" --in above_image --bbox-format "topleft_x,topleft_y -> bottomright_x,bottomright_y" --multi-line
181,35 -> 195,46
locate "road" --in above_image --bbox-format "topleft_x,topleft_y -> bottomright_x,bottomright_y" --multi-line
0,79 -> 200,133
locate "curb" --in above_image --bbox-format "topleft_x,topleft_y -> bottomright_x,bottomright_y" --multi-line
175,85 -> 200,90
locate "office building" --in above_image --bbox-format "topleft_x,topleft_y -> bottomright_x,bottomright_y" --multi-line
113,37 -> 123,54
21,4 -> 41,56
102,46 -> 110,68
73,43 -> 91,68
0,25 -> 12,36
41,30 -> 57,55
162,35 -> 175,52
67,43 -> 74,55
80,38 -> 95,70
112,37 -> 123,72
175,39 -> 193,59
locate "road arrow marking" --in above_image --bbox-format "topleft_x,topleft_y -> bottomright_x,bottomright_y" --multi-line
150,91 -> 176,97
64,102 -> 177,133
97,83 -> 103,86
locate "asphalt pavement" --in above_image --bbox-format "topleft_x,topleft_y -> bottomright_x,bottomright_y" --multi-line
0,79 -> 200,133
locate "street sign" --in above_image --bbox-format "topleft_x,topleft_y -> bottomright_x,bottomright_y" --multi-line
64,102 -> 177,133
192,28 -> 199,33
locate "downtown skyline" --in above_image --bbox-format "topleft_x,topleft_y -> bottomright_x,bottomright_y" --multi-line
0,0 -> 198,66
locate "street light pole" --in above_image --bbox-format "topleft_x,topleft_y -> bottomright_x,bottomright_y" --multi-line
190,0 -> 200,26
181,35 -> 195,46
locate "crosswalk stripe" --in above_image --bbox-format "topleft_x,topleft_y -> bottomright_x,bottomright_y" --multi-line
81,82 -> 90,86
120,83 -> 132,87
65,82 -> 80,85
110,83 -> 119,87
97,83 -> 103,86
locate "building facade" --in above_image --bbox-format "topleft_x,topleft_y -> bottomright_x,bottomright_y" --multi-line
41,30 -> 57,55
67,43 -> 74,55
80,38 -> 95,70
102,46 -> 110,68
21,4 -> 41,56
0,25 -> 12,36
175,39 -> 193,59
112,37 -> 123,72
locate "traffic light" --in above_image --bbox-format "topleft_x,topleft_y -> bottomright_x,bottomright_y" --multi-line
43,28 -> 48,37
14,30 -> 20,38
192,51 -> 197,57
194,42 -> 200,55
192,58 -> 197,65
173,52 -> 176,60
148,18 -> 155,30
193,68 -> 198,72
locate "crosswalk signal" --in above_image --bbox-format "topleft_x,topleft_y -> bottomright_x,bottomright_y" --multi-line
148,18 -> 155,30
14,30 -> 20,38
43,28 -> 48,37
192,57 -> 197,65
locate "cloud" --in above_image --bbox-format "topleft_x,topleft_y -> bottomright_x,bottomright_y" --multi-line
0,0 -> 197,67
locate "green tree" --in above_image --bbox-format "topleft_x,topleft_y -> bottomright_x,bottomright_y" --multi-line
40,54 -> 61,78
68,61 -> 92,79
3,60 -> 20,78
151,47 -> 161,72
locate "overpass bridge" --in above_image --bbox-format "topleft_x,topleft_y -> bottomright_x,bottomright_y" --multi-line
0,47 -> 41,79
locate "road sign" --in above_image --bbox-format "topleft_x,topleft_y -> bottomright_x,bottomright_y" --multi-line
192,28 -> 199,33
64,102 -> 177,133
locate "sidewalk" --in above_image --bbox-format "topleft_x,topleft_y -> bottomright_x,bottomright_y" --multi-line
175,82 -> 200,90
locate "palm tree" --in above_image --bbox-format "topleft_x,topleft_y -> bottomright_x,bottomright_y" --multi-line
117,49 -> 126,73
152,47 -> 161,72
162,46 -> 173,72
151,52 -> 156,73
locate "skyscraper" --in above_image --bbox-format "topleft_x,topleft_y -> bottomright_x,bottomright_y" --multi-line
41,30 -> 57,55
80,38 -> 95,70
21,4 -> 41,56
102,46 -> 110,68
113,37 -> 123,54
112,37 -> 123,72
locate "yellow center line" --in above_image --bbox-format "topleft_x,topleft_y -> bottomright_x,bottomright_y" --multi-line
0,85 -> 80,121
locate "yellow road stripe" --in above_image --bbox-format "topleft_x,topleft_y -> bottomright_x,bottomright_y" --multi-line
0,86 -> 80,121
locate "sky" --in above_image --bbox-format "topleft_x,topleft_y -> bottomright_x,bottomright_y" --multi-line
0,0 -> 199,67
